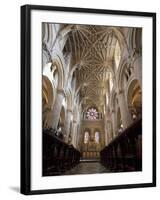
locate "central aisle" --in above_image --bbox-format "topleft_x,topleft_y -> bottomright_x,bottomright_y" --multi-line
64,162 -> 110,175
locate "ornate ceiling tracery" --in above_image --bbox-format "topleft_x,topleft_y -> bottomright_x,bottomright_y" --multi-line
63,24 -> 127,112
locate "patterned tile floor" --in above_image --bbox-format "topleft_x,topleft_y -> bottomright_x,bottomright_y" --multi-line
63,162 -> 110,175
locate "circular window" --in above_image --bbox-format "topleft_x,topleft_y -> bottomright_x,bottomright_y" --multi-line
86,108 -> 99,120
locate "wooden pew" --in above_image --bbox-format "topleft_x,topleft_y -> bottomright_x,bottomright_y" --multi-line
43,129 -> 80,176
100,119 -> 142,172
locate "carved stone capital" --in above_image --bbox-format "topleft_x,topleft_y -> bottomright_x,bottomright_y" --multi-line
57,89 -> 66,97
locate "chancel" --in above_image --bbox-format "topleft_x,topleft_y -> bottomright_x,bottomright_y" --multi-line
42,23 -> 142,176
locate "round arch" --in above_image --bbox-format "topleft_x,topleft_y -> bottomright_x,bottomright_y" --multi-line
42,75 -> 54,109
51,52 -> 65,90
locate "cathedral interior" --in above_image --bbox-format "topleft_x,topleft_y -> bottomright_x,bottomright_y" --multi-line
42,23 -> 142,176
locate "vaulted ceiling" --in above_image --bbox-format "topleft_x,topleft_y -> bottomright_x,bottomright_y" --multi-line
63,24 -> 127,112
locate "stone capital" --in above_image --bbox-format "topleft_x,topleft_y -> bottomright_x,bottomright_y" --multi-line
67,109 -> 73,113
117,89 -> 124,95
57,88 -> 66,97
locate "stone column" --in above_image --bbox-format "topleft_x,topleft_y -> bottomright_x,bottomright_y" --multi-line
111,109 -> 117,138
76,124 -> 80,148
104,112 -> 109,146
65,109 -> 73,143
46,89 -> 65,130
104,120 -> 108,146
71,120 -> 77,148
77,124 -> 82,150
117,90 -> 133,129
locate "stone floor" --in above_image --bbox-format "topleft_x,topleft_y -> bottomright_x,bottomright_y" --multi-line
63,161 -> 110,175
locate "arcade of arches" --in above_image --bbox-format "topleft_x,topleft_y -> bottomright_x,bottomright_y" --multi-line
42,23 -> 142,176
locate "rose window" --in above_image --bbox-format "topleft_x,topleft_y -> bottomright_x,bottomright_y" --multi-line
86,108 -> 99,120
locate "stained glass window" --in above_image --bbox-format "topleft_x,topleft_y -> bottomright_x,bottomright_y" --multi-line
84,131 -> 89,143
95,132 -> 100,143
86,107 -> 99,120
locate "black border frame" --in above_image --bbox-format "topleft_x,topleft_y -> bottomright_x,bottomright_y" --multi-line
20,4 -> 156,195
